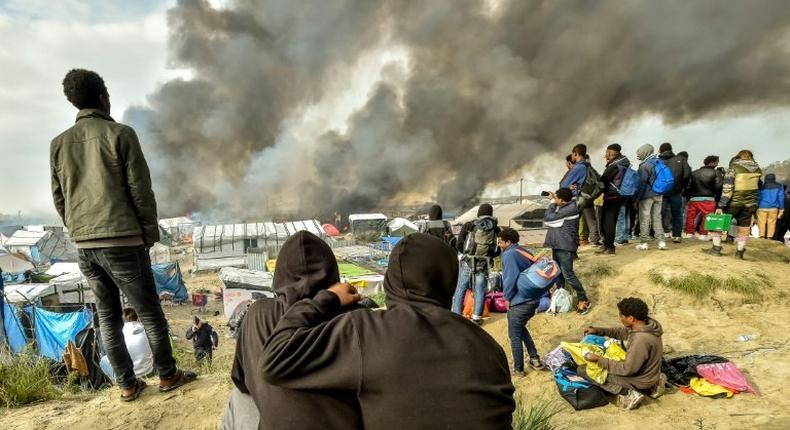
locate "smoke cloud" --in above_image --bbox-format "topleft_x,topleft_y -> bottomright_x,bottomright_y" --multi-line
126,0 -> 790,219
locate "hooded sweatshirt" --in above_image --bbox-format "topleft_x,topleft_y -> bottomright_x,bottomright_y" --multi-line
596,318 -> 664,390
601,155 -> 631,198
421,204 -> 455,244
719,158 -> 762,208
231,231 -> 363,430
758,174 -> 786,210
261,233 -> 515,430
659,150 -> 692,195
637,154 -> 660,199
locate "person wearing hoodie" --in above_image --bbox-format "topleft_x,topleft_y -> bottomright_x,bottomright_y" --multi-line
773,189 -> 790,243
261,233 -> 516,430
582,297 -> 664,410
757,174 -> 785,239
685,156 -> 723,239
634,144 -> 666,251
706,150 -> 762,259
453,203 -> 501,324
596,143 -> 630,255
562,144 -> 601,246
658,143 -> 692,242
228,231 -> 365,430
419,204 -> 455,247
497,227 -> 545,377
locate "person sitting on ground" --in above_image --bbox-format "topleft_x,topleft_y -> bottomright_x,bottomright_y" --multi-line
99,308 -> 155,382
419,204 -> 456,247
261,233 -> 515,430
582,297 -> 664,410
227,231 -> 365,430
498,227 -> 545,377
685,155 -> 723,240
706,150 -> 762,259
186,316 -> 218,363
544,188 -> 591,314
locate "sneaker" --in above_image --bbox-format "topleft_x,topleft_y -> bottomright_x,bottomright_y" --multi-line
595,247 -> 616,255
511,370 -> 526,378
577,301 -> 592,315
664,232 -> 672,238
471,317 -> 483,326
636,243 -> 648,251
617,389 -> 645,410
614,241 -> 624,247
672,237 -> 682,243
650,373 -> 668,399
703,246 -> 722,256
698,234 -> 710,241
529,359 -> 545,371
734,249 -> 745,260
658,241 -> 667,250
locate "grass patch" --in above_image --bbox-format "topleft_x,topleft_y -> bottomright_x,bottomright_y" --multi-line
171,340 -> 230,376
512,397 -> 562,430
366,290 -> 387,308
648,269 -> 767,300
0,349 -> 61,408
577,262 -> 618,287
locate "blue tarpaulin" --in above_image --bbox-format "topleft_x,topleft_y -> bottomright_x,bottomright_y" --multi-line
31,306 -> 92,360
3,302 -> 28,353
2,271 -> 27,284
152,262 -> 188,304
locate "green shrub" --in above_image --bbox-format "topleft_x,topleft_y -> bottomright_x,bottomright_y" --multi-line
512,397 -> 561,430
648,270 -> 766,300
0,349 -> 61,407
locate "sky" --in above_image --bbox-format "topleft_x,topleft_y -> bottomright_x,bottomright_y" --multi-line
1,0 -> 788,216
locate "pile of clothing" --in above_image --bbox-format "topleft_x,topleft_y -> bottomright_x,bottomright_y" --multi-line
662,355 -> 756,398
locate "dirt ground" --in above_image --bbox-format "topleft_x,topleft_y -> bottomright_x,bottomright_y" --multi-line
2,239 -> 789,429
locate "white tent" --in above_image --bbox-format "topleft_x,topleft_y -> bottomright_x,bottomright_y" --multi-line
45,262 -> 82,276
0,249 -> 34,273
349,213 -> 388,235
387,218 -> 419,237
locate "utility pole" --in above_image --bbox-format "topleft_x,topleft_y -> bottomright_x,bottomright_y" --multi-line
519,178 -> 524,204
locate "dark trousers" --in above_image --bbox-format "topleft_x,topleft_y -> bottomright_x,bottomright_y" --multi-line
553,249 -> 588,302
507,299 -> 540,372
662,192 -> 684,238
78,246 -> 177,389
773,220 -> 789,243
195,346 -> 213,363
601,197 -> 624,250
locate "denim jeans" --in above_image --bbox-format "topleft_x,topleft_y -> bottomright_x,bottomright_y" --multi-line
580,206 -> 601,243
452,260 -> 488,318
78,246 -> 177,389
662,192 -> 684,238
553,249 -> 588,302
508,299 -> 540,372
615,206 -> 630,243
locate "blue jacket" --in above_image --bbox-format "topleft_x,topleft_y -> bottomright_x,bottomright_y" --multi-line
501,244 -> 542,306
561,161 -> 588,196
543,201 -> 581,252
758,175 -> 785,209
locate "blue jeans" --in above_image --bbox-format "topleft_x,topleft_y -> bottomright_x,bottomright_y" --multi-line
552,249 -> 588,302
452,260 -> 488,318
615,206 -> 630,243
508,299 -> 540,371
662,193 -> 683,238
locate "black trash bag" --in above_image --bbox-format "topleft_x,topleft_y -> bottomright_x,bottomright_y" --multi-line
661,355 -> 728,386
555,368 -> 610,410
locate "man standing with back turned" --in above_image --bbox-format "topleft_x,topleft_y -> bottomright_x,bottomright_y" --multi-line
50,69 -> 196,401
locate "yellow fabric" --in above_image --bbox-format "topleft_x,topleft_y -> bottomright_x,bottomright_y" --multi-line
594,194 -> 604,207
757,209 -> 779,238
689,377 -> 734,398
561,341 -> 627,384
266,259 -> 277,272
62,341 -> 89,377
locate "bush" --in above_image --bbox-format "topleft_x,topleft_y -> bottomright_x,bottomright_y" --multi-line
512,397 -> 561,430
648,270 -> 766,300
0,349 -> 61,407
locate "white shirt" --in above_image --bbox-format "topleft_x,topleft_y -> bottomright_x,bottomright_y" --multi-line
122,321 -> 154,377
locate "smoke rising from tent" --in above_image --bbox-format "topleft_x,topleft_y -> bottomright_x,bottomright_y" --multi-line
125,0 -> 790,218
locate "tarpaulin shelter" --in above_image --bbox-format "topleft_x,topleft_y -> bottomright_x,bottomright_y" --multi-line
386,218 -> 418,237
151,262 -> 188,304
219,267 -> 275,319
322,224 -> 341,237
349,214 -> 388,236
4,228 -> 77,265
0,247 -> 34,284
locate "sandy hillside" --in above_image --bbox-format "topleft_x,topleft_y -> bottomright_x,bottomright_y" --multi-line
2,239 -> 790,429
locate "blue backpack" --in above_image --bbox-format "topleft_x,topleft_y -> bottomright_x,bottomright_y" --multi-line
515,248 -> 561,293
616,167 -> 642,197
650,159 -> 675,195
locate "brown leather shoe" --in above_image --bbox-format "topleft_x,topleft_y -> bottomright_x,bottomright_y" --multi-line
159,369 -> 197,392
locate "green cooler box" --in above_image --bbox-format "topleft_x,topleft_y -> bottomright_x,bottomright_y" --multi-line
704,214 -> 733,232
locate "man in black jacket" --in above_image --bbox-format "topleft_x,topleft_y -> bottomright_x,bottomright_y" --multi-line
419,204 -> 455,247
772,189 -> 790,243
596,143 -> 631,255
262,234 -> 515,430
186,316 -> 218,363
685,156 -> 723,239
658,143 -> 692,242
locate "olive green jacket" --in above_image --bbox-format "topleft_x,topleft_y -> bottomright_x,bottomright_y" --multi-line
50,109 -> 159,246
719,158 -> 762,209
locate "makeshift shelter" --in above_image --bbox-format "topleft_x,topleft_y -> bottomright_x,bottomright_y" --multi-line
0,248 -> 34,277
454,200 -> 549,244
151,262 -> 188,304
193,220 -> 325,271
387,218 -> 418,237
45,262 -> 81,277
349,213 -> 388,236
49,273 -> 94,304
322,223 -> 341,237
4,228 -> 77,265
219,267 -> 275,318
159,217 -> 198,244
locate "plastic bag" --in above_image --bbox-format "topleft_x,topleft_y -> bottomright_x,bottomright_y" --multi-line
562,341 -> 627,384
542,346 -> 573,372
548,288 -> 573,313
689,377 -> 734,398
696,362 -> 756,394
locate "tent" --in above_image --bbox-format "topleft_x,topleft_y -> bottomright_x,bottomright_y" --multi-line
151,262 -> 188,304
387,218 -> 418,237
349,213 -> 388,236
45,262 -> 81,277
322,223 -> 341,237
30,306 -> 93,360
4,228 -> 77,264
219,267 -> 275,318
0,248 -> 34,283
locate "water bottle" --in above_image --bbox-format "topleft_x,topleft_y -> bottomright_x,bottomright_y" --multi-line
738,334 -> 759,342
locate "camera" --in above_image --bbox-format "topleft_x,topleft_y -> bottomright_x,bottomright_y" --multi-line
540,191 -> 551,197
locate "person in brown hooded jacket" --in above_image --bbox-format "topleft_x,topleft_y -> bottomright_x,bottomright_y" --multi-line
582,297 -> 664,410
228,231 -> 364,430
261,233 -> 515,430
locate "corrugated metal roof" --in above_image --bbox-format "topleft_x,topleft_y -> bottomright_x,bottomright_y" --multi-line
5,230 -> 49,246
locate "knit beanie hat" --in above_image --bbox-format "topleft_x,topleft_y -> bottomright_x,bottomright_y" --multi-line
636,144 -> 654,161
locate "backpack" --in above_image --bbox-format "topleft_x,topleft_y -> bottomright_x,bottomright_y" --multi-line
650,159 -> 675,195
616,166 -> 642,197
463,216 -> 497,257
487,291 -> 509,312
554,367 -> 610,410
579,164 -> 604,205
514,249 -> 561,293
548,288 -> 573,313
